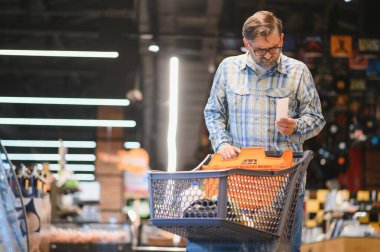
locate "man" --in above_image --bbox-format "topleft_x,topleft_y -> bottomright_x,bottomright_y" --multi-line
201,11 -> 325,252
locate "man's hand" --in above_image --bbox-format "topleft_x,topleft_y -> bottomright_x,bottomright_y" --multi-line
275,118 -> 297,136
218,144 -> 241,160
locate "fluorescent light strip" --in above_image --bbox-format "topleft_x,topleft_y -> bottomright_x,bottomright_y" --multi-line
0,49 -> 119,58
0,97 -> 130,106
52,173 -> 95,181
167,57 -> 179,172
49,164 -> 95,172
1,159 -> 95,172
0,118 -> 136,127
2,140 -> 96,148
124,141 -> 141,149
3,153 -> 96,161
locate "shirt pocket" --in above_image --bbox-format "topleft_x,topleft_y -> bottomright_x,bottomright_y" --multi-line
265,87 -> 297,117
265,87 -> 293,98
227,84 -> 250,95
226,84 -> 251,111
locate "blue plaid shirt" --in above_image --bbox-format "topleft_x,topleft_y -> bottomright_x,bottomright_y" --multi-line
204,52 -> 325,153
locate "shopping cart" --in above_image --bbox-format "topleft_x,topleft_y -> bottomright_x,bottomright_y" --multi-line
148,148 -> 313,251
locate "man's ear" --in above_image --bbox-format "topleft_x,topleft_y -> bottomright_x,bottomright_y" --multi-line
243,38 -> 249,48
280,33 -> 284,46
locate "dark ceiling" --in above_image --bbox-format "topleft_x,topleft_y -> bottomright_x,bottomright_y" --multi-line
0,0 -> 379,173
0,0 -> 137,98
0,0 -> 139,144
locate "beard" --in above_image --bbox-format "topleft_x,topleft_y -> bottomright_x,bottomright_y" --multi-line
256,56 -> 278,70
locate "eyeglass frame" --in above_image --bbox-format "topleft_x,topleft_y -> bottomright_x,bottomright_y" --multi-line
246,39 -> 283,56
253,46 -> 282,56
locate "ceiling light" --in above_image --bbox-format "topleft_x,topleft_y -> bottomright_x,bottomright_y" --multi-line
3,153 -> 96,161
124,141 -> 141,149
49,164 -> 95,172
0,97 -> 130,106
0,118 -> 136,127
0,49 -> 119,58
73,173 -> 96,181
52,173 -> 95,181
2,140 -> 96,148
167,56 -> 178,172
126,89 -> 143,102
140,34 -> 154,40
148,44 -> 160,53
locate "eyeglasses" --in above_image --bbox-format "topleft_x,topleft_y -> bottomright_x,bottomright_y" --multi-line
253,46 -> 282,56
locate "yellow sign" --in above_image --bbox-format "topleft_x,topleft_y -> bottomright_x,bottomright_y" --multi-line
305,199 -> 320,213
331,35 -> 352,57
316,189 -> 328,202
358,38 -> 380,52
120,148 -> 150,199
117,148 -> 149,172
357,190 -> 370,201
98,148 -> 149,172
98,148 -> 150,198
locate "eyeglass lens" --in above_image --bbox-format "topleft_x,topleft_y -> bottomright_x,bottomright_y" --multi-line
254,47 -> 281,56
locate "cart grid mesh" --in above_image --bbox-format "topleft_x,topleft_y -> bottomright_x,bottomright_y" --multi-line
151,171 -> 297,237
149,151 -> 312,243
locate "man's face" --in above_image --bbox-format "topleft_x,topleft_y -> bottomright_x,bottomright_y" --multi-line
244,30 -> 284,70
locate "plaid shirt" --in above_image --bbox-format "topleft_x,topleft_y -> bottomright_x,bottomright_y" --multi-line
204,52 -> 325,153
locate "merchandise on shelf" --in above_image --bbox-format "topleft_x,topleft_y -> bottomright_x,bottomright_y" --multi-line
302,189 -> 380,244
39,223 -> 132,252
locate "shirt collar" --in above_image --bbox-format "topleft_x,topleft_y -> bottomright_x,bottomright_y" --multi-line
240,52 -> 288,75
277,54 -> 288,74
239,52 -> 249,70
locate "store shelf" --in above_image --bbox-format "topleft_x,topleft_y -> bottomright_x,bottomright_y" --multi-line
50,242 -> 132,252
133,246 -> 186,252
301,237 -> 380,252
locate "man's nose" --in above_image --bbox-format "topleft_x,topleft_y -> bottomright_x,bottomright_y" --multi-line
263,50 -> 272,59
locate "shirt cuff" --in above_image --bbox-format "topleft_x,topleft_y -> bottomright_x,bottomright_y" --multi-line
289,119 -> 301,143
216,142 -> 230,152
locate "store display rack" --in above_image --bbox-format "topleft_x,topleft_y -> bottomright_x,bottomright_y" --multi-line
0,141 -> 29,252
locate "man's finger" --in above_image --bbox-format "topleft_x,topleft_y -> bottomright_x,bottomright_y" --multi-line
234,147 -> 241,153
279,121 -> 291,127
228,148 -> 237,158
223,150 -> 231,160
218,144 -> 240,160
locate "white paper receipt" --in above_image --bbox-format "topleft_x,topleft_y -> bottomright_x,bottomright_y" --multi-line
276,97 -> 289,121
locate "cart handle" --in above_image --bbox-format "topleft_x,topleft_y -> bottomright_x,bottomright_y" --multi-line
265,151 -> 303,159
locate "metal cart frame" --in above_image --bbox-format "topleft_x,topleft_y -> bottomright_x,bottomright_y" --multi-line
148,151 -> 313,252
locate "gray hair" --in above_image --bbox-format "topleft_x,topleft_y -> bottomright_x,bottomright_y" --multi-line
242,11 -> 283,41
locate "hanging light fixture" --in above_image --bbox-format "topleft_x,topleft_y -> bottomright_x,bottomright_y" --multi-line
167,56 -> 179,172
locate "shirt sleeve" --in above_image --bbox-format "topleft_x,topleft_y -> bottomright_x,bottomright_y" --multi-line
290,66 -> 326,143
204,61 -> 232,151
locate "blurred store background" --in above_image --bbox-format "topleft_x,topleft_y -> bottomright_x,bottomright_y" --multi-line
1,0 -> 380,251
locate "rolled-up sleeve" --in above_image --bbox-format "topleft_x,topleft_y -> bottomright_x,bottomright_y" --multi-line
290,67 -> 326,143
204,61 -> 232,151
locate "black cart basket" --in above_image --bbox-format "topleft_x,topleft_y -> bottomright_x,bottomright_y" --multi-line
148,150 -> 313,251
